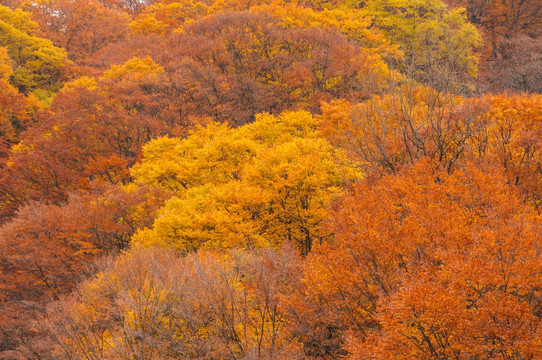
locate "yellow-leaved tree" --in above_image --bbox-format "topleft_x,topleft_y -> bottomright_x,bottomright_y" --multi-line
131,111 -> 354,255
0,5 -> 67,93
357,0 -> 481,91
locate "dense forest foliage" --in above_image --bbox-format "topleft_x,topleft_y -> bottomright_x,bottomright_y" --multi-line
0,0 -> 540,359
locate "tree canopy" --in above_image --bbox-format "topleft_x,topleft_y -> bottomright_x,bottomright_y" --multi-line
0,0 -> 540,357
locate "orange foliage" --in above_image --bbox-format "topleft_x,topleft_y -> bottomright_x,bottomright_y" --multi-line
319,88 -> 542,208
28,0 -> 131,64
0,184 -> 167,356
482,94 -> 542,209
292,161 -> 542,359
0,62 -> 169,215
0,0 -> 540,358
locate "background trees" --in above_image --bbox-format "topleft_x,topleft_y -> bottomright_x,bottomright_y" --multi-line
157,11 -> 389,126
446,0 -> 542,92
356,0 -> 481,92
25,0 -> 131,65
130,0 -> 481,93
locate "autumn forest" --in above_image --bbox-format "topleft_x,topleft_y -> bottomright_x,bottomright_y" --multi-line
0,0 -> 541,358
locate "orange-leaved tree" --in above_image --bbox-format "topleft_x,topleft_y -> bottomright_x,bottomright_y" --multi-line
26,0 -> 131,64
318,88 -> 542,209
289,160 -> 542,359
0,183 -> 167,356
0,56 -> 169,216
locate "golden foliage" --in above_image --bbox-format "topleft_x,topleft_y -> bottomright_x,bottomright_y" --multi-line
132,111 -> 352,254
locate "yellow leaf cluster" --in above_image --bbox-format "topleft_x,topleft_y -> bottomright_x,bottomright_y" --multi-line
102,56 -> 164,82
132,111 -> 351,254
0,5 -> 67,92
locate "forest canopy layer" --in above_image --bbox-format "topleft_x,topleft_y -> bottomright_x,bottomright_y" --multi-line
0,0 -> 541,359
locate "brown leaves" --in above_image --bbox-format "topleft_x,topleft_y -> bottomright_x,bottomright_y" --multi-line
0,184 -> 167,356
159,11 -> 387,126
28,0 -> 131,64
